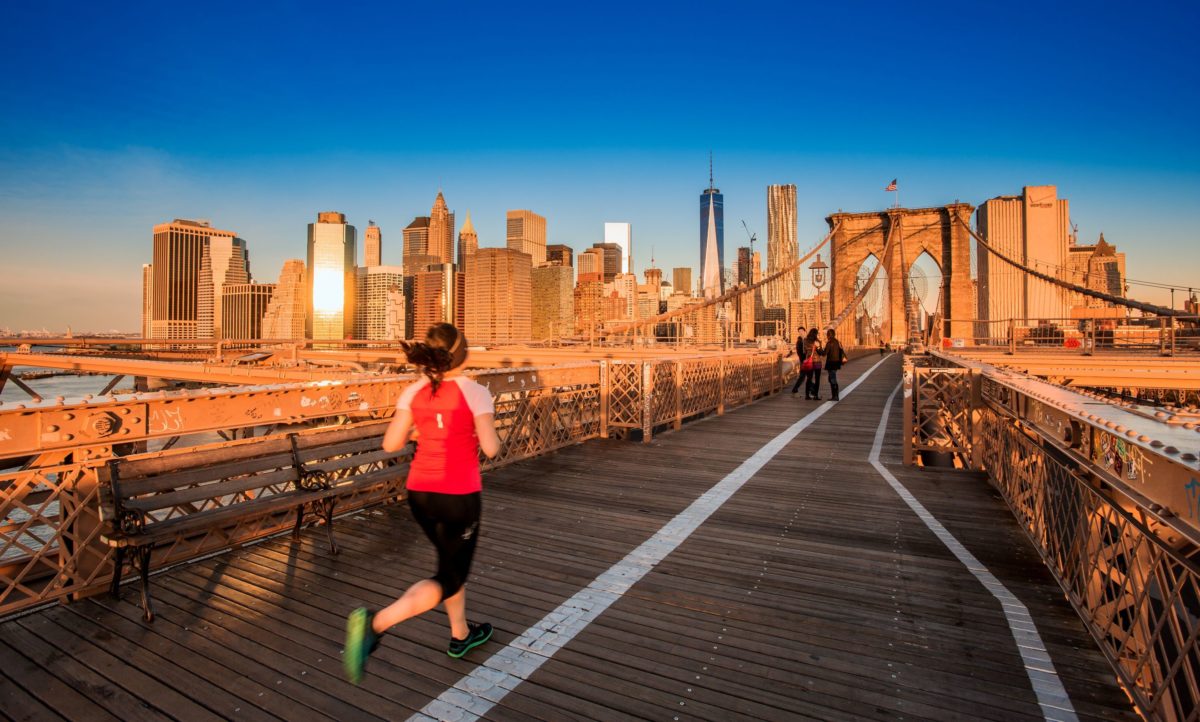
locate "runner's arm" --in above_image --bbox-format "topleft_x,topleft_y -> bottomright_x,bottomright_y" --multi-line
382,409 -> 414,452
474,413 -> 501,459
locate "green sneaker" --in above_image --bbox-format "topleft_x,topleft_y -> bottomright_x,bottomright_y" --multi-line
448,622 -> 493,659
344,608 -> 379,684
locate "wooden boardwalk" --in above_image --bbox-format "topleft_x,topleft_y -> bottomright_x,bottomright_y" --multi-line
0,355 -> 1136,721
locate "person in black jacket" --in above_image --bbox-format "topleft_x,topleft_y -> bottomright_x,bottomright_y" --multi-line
790,327 -> 806,394
823,328 -> 848,401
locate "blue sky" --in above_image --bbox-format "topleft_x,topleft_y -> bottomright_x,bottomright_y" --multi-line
1,0 -> 1198,330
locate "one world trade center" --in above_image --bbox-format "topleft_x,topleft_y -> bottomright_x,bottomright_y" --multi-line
699,160 -> 724,299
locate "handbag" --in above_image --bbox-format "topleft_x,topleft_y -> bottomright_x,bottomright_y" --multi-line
801,345 -> 821,373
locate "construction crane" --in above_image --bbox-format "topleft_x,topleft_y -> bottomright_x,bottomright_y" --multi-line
740,220 -> 757,254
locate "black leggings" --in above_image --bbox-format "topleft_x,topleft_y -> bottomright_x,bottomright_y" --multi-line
407,491 -> 481,601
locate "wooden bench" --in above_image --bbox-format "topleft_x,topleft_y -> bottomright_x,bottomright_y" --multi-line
98,423 -> 408,621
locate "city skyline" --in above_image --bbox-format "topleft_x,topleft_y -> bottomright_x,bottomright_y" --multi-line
2,2 -> 1198,329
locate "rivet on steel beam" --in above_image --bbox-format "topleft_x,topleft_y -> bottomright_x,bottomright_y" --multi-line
46,425 -> 59,432
1151,440 -> 1164,448
1126,430 -> 1137,437
1165,446 -> 1179,454
63,433 -> 73,440
1139,435 -> 1151,442
1181,452 -> 1198,462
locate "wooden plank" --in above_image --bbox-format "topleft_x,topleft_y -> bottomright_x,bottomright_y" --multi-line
0,637 -> 117,721
89,588 -> 388,721
1,617 -> 189,722
73,597 -> 344,721
119,450 -> 296,497
0,666 -> 67,722
125,467 -> 300,512
114,438 -> 294,479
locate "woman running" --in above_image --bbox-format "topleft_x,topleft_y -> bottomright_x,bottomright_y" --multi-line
345,323 -> 501,684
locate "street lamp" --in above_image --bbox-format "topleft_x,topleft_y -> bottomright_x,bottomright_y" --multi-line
810,254 -> 829,329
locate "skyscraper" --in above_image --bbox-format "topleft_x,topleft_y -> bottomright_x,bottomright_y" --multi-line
590,242 -> 623,283
603,222 -> 633,275
306,211 -> 357,340
141,264 -> 153,338
574,278 -> 605,335
1067,233 -> 1126,311
457,212 -> 478,270
262,259 -> 306,340
221,283 -> 275,339
547,244 -> 573,267
700,166 -> 724,299
506,210 -> 547,266
197,235 -> 250,338
466,248 -> 532,344
150,219 -> 239,340
766,184 -> 798,307
976,185 -> 1070,324
413,263 -> 465,335
428,192 -> 455,265
578,248 -> 604,281
364,222 -> 382,267
403,216 -> 431,259
531,264 -> 574,340
672,267 -> 693,297
355,265 -> 405,340
736,247 -> 752,286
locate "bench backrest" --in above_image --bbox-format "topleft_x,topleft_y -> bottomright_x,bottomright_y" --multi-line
97,422 -> 403,526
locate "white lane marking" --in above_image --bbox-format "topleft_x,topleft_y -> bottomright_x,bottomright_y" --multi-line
410,356 -> 894,722
869,382 -> 1078,722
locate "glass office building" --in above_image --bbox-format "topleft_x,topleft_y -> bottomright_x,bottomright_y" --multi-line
700,186 -> 724,298
306,211 -> 357,340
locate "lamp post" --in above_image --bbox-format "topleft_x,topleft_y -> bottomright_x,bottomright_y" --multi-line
810,254 -> 828,331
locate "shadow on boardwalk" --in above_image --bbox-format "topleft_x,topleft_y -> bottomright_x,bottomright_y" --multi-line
0,355 -> 1135,721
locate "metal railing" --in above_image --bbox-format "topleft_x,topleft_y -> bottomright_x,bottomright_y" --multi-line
942,316 -> 1200,356
905,353 -> 1200,721
0,351 -> 795,616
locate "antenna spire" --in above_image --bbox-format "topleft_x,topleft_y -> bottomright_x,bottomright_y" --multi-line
708,151 -> 714,190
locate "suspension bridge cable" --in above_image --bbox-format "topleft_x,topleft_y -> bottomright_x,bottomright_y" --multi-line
957,216 -> 1187,317
606,221 -> 867,336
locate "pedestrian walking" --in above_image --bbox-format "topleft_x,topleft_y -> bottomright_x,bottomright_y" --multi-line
801,328 -> 823,400
344,323 -> 502,684
824,328 -> 849,401
790,327 -> 806,394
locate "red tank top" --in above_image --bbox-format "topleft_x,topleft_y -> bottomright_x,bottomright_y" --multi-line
397,376 -> 495,494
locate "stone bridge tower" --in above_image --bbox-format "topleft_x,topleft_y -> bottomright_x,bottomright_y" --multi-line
825,204 -> 973,346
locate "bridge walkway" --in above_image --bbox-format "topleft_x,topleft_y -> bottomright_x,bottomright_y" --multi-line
0,355 -> 1136,721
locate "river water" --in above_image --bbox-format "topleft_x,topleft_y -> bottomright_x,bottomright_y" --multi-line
0,372 -> 124,405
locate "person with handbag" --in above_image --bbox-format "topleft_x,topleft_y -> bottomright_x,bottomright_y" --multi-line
789,327 -> 807,394
824,328 -> 849,401
801,328 -> 823,400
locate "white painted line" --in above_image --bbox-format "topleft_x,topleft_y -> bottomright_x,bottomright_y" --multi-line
868,382 -> 1078,722
410,356 -> 894,721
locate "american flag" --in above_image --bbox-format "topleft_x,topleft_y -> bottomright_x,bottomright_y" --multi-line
884,179 -> 898,192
